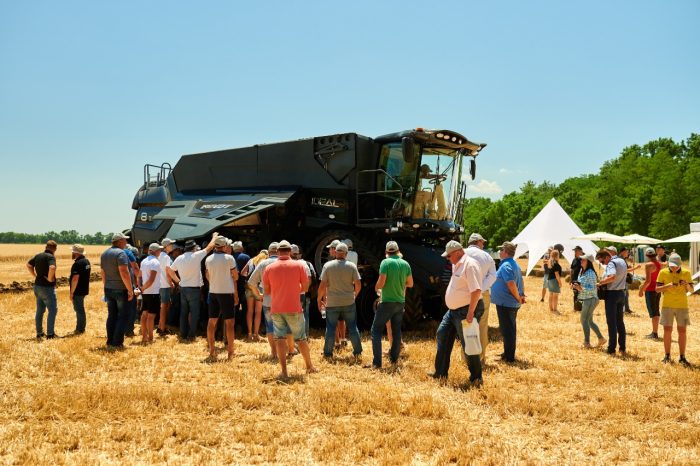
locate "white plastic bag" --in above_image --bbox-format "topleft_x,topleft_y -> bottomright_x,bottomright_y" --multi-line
462,319 -> 481,356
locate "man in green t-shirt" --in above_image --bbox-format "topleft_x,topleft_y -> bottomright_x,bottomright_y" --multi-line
369,241 -> 413,369
656,253 -> 694,365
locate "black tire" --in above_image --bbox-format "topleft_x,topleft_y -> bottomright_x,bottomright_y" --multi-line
402,283 -> 424,328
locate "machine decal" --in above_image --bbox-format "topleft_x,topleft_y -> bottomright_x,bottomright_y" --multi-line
311,197 -> 345,209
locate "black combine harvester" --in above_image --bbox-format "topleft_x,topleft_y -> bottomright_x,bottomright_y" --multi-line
130,128 -> 486,328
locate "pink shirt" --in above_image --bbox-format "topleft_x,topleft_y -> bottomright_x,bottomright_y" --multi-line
263,256 -> 308,314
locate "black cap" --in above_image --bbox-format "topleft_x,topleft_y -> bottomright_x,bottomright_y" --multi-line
184,239 -> 197,251
573,245 -> 583,251
619,246 -> 628,253
655,244 -> 666,250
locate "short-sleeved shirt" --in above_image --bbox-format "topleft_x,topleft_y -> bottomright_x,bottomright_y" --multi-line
571,257 -> 582,282
320,259 -> 361,307
205,252 -> 236,294
159,253 -> 173,288
140,255 -> 162,295
346,251 -> 359,266
490,257 -> 523,308
171,250 -> 207,287
379,255 -> 412,303
548,262 -> 562,280
445,254 -> 482,310
465,246 -> 497,291
28,250 -> 56,287
101,247 -> 130,290
657,267 -> 692,309
70,255 -> 91,296
248,256 -> 278,307
604,256 -> 628,291
233,251 -> 250,273
263,256 -> 308,313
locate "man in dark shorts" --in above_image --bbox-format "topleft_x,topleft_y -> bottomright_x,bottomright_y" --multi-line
27,240 -> 58,339
69,244 -> 91,334
205,237 -> 239,360
139,243 -> 163,343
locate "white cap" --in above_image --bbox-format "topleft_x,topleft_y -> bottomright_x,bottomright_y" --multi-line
385,241 -> 399,253
441,240 -> 463,257
327,239 -> 340,249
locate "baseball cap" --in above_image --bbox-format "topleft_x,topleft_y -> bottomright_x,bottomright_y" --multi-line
112,232 -> 129,242
148,242 -> 163,252
497,241 -> 516,256
668,253 -> 682,268
655,244 -> 666,250
606,245 -> 618,254
327,239 -> 340,249
71,244 -> 85,255
278,240 -> 292,250
573,245 -> 583,251
161,238 -> 173,248
342,239 -> 353,248
468,233 -> 485,244
441,240 -> 463,257
214,237 -> 228,247
335,242 -> 349,253
644,247 -> 656,257
582,253 -> 595,262
291,244 -> 300,254
385,241 -> 399,253
232,241 -> 243,251
268,242 -> 279,252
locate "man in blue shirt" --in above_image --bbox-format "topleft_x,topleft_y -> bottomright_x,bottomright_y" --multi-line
597,247 -> 628,355
490,242 -> 525,363
100,233 -> 134,349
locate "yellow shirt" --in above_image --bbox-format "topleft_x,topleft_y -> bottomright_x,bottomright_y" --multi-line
657,268 -> 692,309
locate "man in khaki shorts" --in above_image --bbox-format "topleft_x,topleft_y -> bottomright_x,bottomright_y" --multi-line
656,253 -> 694,366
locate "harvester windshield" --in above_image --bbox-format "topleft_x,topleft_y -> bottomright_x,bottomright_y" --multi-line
412,146 -> 461,221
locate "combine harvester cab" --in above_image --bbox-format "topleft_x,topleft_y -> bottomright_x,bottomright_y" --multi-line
131,129 -> 486,328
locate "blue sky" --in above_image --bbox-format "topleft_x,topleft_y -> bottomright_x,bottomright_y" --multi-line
1,0 -> 698,234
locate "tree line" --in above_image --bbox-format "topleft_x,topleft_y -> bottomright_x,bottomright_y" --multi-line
463,134 -> 700,256
0,231 -> 110,245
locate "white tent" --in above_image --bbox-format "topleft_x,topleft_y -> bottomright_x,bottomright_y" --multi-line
512,198 -> 599,275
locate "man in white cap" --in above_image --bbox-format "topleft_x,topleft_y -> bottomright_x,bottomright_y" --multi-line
342,239 -> 358,265
370,241 -> 413,369
139,243 -> 163,343
464,233 -> 497,363
248,242 -> 294,358
157,238 -> 175,336
69,244 -> 91,334
327,239 -> 340,261
430,240 -> 484,386
205,236 -> 239,360
167,233 -> 219,341
656,253 -> 694,365
100,232 -> 134,349
263,240 -> 317,378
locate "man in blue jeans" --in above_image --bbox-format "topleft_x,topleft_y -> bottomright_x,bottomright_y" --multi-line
430,240 -> 484,386
597,248 -> 628,355
490,241 -> 526,362
69,244 -> 91,334
317,242 -> 363,360
370,241 -> 413,369
27,240 -> 58,339
100,233 -> 134,349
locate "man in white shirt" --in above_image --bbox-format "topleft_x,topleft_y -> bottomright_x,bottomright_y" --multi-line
464,233 -> 497,363
430,240 -> 484,386
205,237 -> 239,360
157,238 -> 175,336
167,233 -> 219,340
139,243 -> 163,343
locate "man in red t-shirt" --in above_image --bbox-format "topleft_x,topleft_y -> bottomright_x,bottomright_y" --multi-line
263,240 -> 318,378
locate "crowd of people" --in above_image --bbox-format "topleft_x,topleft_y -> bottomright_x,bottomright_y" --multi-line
27,229 -> 695,383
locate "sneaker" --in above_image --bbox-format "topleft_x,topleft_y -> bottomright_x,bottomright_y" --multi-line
45,334 -> 57,339
662,354 -> 671,364
426,371 -> 446,380
36,333 -> 46,340
644,332 -> 658,340
581,343 -> 593,349
679,356 -> 691,367
597,337 -> 607,347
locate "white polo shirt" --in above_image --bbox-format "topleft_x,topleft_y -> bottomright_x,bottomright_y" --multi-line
465,245 -> 497,292
140,255 -> 162,295
445,253 -> 482,310
170,250 -> 207,287
158,253 -> 173,288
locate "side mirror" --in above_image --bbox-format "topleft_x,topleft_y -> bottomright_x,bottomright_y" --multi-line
402,137 -> 416,163
469,159 -> 476,180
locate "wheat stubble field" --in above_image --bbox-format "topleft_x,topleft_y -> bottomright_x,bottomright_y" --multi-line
1,245 -> 699,464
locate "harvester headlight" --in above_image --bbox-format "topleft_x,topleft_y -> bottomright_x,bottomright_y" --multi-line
452,137 -> 457,142
436,133 -> 444,139
412,224 -> 420,229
